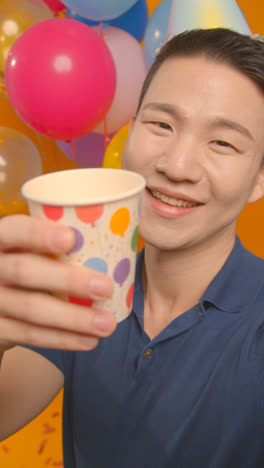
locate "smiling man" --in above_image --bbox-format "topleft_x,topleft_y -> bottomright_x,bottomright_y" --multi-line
122,30 -> 264,341
0,28 -> 264,468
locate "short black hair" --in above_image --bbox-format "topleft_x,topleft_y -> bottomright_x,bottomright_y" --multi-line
137,28 -> 264,114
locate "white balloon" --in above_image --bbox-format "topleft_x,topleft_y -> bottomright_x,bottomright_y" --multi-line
165,0 -> 252,41
0,127 -> 42,204
93,26 -> 148,135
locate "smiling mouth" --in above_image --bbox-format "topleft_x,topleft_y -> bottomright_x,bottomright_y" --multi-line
148,188 -> 200,208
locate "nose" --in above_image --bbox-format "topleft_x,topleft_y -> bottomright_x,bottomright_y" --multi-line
155,134 -> 204,183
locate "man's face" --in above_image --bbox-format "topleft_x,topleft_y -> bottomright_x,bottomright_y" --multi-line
122,56 -> 264,251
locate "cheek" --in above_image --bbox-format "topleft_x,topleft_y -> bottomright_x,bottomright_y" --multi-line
121,142 -> 131,170
121,137 -> 139,171
210,165 -> 258,207
122,131 -> 155,172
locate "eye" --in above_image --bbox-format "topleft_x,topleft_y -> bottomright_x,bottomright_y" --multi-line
149,121 -> 172,131
210,140 -> 239,153
213,140 -> 235,149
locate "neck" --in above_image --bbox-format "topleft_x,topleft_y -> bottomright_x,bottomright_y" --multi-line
142,231 -> 236,337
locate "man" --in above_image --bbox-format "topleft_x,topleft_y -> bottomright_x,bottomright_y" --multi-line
0,28 -> 264,467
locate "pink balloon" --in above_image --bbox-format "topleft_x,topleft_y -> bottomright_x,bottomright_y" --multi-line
93,26 -> 148,134
5,19 -> 116,140
56,131 -> 114,167
43,0 -> 66,12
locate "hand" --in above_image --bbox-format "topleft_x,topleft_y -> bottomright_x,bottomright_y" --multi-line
0,215 -> 117,352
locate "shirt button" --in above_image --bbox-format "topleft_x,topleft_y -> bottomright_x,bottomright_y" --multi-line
144,348 -> 153,359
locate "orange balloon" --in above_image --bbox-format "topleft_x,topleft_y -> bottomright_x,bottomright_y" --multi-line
110,207 -> 130,237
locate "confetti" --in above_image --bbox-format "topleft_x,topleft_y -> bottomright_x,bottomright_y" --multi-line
45,457 -> 52,465
38,439 -> 48,455
43,423 -> 56,434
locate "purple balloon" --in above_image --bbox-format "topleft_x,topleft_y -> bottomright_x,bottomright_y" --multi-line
56,131 -> 114,167
67,227 -> 84,254
113,257 -> 131,286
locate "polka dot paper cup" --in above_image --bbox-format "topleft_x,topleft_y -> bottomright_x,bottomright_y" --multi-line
22,168 -> 146,323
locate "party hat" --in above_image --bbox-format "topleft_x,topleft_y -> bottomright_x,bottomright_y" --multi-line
165,0 -> 252,41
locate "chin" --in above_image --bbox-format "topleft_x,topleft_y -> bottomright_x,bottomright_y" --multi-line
138,225 -> 184,251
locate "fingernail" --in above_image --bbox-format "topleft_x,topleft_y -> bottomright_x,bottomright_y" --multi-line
90,277 -> 112,298
79,336 -> 98,350
94,313 -> 115,333
49,228 -> 74,252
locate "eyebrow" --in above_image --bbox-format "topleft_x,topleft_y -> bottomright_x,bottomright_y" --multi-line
141,102 -> 255,141
212,118 -> 254,141
141,102 -> 181,119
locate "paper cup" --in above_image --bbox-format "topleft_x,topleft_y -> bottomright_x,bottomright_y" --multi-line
22,168 -> 146,322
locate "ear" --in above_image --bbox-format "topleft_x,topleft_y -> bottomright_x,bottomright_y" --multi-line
248,164 -> 264,204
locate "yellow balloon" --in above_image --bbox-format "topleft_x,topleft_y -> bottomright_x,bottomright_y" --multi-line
0,127 -> 42,216
110,207 -> 130,237
0,0 -> 52,75
103,124 -> 129,169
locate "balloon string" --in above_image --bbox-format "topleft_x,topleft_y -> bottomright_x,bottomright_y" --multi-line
103,117 -> 108,149
99,22 -> 109,150
0,82 -> 7,98
35,133 -> 50,173
69,140 -> 77,164
99,21 -> 104,39
51,139 -> 61,171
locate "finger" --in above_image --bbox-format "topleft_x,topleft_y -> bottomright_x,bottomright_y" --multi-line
0,215 -> 75,254
0,252 -> 113,299
0,287 -> 117,337
0,316 -> 100,351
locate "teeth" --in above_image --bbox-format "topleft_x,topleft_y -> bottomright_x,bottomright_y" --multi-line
151,190 -> 198,208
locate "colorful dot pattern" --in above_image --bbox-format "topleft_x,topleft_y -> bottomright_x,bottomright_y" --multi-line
28,196 -> 140,322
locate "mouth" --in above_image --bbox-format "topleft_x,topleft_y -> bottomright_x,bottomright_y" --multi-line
147,188 -> 201,208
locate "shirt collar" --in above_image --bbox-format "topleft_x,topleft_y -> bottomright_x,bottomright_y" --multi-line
200,236 -> 264,313
133,236 -> 264,317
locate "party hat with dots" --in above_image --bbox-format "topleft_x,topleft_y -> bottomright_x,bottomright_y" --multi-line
165,0 -> 252,41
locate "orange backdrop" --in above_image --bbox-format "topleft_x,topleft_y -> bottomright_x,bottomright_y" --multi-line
0,0 -> 264,466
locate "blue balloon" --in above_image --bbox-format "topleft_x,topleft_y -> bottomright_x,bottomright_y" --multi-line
110,0 -> 148,42
66,0 -> 148,42
84,257 -> 108,274
66,9 -> 100,26
144,0 -> 172,68
62,0 -> 139,21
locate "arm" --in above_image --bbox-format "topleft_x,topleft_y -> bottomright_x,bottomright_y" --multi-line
0,346 -> 63,441
0,214 -> 116,439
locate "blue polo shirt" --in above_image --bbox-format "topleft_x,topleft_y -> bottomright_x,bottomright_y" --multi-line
27,236 -> 264,468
